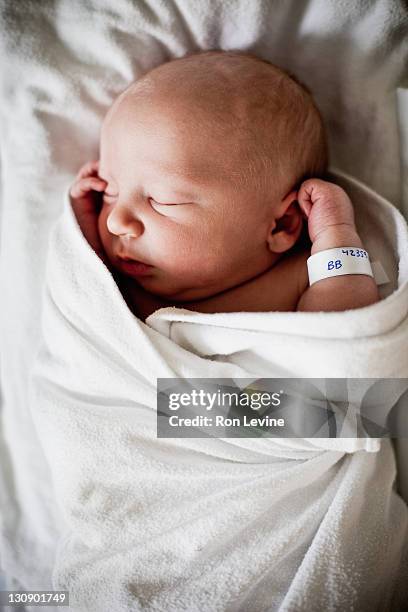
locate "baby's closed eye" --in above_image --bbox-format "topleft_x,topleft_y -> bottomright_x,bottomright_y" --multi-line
101,192 -> 191,211
149,197 -> 187,207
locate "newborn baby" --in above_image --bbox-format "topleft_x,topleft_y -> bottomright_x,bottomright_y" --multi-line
70,50 -> 379,320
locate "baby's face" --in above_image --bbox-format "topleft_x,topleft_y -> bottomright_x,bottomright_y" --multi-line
98,93 -> 280,301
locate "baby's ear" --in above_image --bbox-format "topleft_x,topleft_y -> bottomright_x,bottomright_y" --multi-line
267,191 -> 304,253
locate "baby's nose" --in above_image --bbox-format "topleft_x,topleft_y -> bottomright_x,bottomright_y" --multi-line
107,204 -> 144,238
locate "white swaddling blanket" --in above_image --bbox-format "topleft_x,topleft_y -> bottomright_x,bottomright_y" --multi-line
29,171 -> 408,611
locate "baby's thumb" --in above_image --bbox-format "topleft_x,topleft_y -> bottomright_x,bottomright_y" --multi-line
297,196 -> 312,218
297,181 -> 317,218
297,200 -> 309,220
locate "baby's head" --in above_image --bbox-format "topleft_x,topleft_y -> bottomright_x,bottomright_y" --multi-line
98,50 -> 328,301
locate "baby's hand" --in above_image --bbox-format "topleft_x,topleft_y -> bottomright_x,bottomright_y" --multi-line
69,160 -> 108,264
297,179 -> 357,251
295,177 -> 379,311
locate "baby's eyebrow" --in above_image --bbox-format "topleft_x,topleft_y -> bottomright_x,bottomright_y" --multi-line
158,163 -> 225,189
160,171 -> 203,187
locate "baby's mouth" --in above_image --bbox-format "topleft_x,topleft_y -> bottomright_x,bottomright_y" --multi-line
116,255 -> 154,277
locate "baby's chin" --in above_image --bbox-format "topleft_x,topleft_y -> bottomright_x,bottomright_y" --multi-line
136,274 -> 220,303
147,285 -> 211,303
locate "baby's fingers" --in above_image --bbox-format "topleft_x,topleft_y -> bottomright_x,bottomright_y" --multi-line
70,177 -> 107,200
297,179 -> 328,218
76,160 -> 100,180
297,193 -> 312,218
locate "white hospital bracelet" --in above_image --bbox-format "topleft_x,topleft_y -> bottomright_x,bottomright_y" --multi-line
307,247 -> 374,286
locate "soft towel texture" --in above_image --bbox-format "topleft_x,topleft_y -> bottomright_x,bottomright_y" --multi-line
27,171 -> 408,611
1,0 -> 408,604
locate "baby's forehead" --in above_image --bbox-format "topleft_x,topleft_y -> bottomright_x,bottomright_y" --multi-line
100,53 -> 314,195
101,83 -> 249,172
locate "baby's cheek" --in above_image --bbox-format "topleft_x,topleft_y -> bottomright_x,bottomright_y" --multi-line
158,235 -> 212,278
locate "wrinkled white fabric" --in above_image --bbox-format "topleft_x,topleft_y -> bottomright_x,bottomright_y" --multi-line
26,171 -> 408,611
